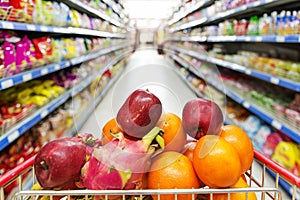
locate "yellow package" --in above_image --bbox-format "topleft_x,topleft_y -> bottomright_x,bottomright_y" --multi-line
272,141 -> 300,176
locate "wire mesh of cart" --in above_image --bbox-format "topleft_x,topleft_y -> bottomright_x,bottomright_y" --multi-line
0,150 -> 299,200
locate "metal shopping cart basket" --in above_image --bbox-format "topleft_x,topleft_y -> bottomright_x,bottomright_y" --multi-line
0,150 -> 299,200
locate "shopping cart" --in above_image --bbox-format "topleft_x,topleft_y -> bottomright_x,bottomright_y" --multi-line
0,150 -> 299,200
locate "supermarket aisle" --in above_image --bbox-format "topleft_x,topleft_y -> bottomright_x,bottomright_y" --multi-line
79,48 -> 197,137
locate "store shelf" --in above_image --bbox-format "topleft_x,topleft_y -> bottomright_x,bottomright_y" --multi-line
164,48 -> 300,144
166,35 -> 300,43
168,0 -> 213,26
59,0 -> 125,28
169,0 -> 298,32
166,45 -> 300,92
0,43 -> 129,91
67,65 -> 126,137
0,20 -> 126,38
0,48 -> 132,151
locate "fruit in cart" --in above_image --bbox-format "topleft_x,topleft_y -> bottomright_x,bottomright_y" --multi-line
220,125 -> 254,173
34,139 -> 87,189
211,176 -> 257,200
34,134 -> 101,189
102,118 -> 123,145
80,127 -> 164,191
116,89 -> 162,139
147,151 -> 200,200
183,141 -> 197,161
157,112 -> 187,152
182,98 -> 224,140
193,135 -> 242,188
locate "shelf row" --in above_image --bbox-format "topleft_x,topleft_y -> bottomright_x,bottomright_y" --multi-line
0,43 -> 129,91
0,20 -> 126,38
0,46 -> 132,151
164,47 -> 300,144
57,0 -> 126,29
169,0 -> 296,32
165,35 -> 300,44
164,45 -> 300,92
167,54 -> 299,198
167,0 -> 213,26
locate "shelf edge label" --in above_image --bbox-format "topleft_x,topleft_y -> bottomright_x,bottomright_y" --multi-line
8,130 -> 20,143
1,79 -> 14,89
271,120 -> 282,130
22,73 -> 32,82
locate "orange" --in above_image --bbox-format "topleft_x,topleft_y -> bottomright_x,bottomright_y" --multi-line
147,151 -> 200,200
220,125 -> 254,173
183,141 -> 197,162
193,135 -> 242,188
210,176 -> 257,200
101,118 -> 123,145
157,112 -> 187,152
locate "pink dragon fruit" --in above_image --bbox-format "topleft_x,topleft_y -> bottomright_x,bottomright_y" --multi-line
80,126 -> 164,192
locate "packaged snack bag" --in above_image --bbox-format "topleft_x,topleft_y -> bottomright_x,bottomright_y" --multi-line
15,39 -> 27,72
9,0 -> 34,22
52,2 -> 61,26
32,36 -> 52,65
272,141 -> 300,176
3,41 -> 16,77
59,2 -> 70,27
252,125 -> 272,151
32,0 -> 44,24
42,0 -> 54,25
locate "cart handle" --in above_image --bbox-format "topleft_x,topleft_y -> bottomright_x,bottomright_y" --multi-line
0,155 -> 35,187
254,150 -> 300,187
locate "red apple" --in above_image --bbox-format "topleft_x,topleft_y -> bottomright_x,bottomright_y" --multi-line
34,139 -> 86,189
182,98 -> 223,139
116,89 -> 162,139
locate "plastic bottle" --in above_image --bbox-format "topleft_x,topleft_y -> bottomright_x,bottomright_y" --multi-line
247,16 -> 259,36
270,11 -> 277,35
284,11 -> 292,35
277,10 -> 285,35
259,13 -> 271,35
292,11 -> 299,35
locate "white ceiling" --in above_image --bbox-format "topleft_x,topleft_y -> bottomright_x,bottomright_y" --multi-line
121,0 -> 181,28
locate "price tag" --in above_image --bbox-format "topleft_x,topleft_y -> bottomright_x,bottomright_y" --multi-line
22,73 -> 32,82
1,79 -> 13,89
255,36 -> 263,42
1,22 -> 14,29
54,65 -> 60,71
265,0 -> 274,3
245,36 -> 251,42
270,77 -> 279,85
40,110 -> 49,118
8,130 -> 20,143
41,68 -> 49,75
271,120 -> 282,130
40,26 -> 48,32
276,36 -> 285,43
242,101 -> 250,109
26,24 -> 36,31
245,69 -> 252,75
252,1 -> 261,7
